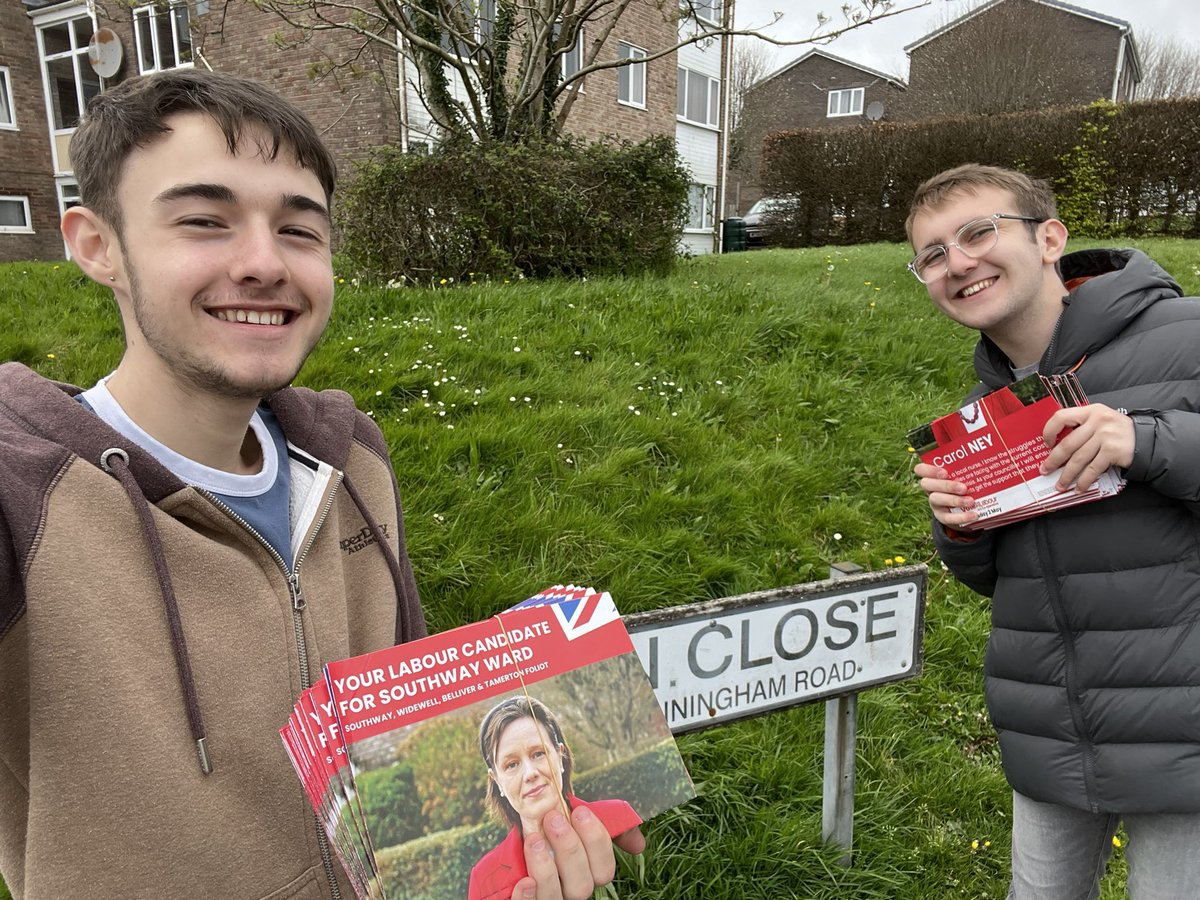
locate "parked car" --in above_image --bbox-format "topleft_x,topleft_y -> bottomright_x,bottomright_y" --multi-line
743,197 -> 797,247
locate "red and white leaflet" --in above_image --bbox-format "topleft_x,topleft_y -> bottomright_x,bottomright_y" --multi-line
300,681 -> 381,899
296,588 -> 694,899
912,380 -> 1124,530
280,713 -> 372,900
324,592 -> 632,742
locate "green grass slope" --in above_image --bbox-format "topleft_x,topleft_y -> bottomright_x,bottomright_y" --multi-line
3,238 -> 1196,898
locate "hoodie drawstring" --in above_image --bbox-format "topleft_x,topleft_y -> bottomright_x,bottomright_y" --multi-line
101,448 -> 213,775
98,453 -> 409,777
340,473 -> 411,646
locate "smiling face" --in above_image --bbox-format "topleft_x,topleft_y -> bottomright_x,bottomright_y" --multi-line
490,715 -> 568,834
909,185 -> 1067,365
105,112 -> 334,403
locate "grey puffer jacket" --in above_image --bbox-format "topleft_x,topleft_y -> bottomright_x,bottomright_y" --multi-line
934,249 -> 1200,814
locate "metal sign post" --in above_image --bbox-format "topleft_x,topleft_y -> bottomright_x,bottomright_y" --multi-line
623,564 -> 926,864
823,561 -> 863,866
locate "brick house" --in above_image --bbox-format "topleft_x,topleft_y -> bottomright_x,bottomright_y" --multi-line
398,0 -> 730,254
0,0 -> 729,262
0,0 -> 62,260
901,0 -> 1141,118
729,48 -> 905,215
732,0 -> 1140,218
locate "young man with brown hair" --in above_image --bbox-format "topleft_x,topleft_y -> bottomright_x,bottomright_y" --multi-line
0,69 -> 637,900
908,163 -> 1200,899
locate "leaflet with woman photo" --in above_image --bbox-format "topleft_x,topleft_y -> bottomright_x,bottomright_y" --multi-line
281,586 -> 695,900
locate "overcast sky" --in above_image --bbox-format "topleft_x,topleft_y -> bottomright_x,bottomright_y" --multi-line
732,0 -> 1200,81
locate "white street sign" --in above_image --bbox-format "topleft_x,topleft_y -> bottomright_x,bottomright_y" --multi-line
624,567 -> 925,733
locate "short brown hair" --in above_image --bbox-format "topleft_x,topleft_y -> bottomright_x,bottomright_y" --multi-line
479,696 -> 575,831
905,164 -> 1057,242
70,69 -> 337,234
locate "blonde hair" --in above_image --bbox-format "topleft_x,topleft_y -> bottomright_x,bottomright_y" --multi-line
906,164 -> 1057,242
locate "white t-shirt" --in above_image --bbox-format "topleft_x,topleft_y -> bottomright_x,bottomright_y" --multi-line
79,377 -> 294,566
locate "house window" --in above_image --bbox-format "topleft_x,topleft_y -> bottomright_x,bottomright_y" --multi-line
0,67 -> 15,129
0,196 -> 33,234
37,13 -> 101,132
827,87 -> 864,117
56,180 -> 81,256
617,43 -> 646,108
440,0 -> 495,56
684,0 -> 722,25
686,183 -> 715,231
677,67 -> 719,127
133,2 -> 193,73
562,25 -> 584,81
477,0 -> 495,44
57,180 -> 81,215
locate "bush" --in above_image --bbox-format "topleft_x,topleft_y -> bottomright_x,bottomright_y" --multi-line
403,717 -> 488,832
574,740 -> 694,820
337,136 -> 690,283
374,820 -> 505,899
355,763 -> 425,849
762,97 -> 1200,245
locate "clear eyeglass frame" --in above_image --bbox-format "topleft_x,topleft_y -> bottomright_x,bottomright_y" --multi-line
908,213 -> 1046,284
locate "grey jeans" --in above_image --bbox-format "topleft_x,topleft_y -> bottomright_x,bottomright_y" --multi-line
1007,791 -> 1200,900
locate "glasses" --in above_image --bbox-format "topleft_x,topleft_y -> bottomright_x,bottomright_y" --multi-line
908,213 -> 1046,284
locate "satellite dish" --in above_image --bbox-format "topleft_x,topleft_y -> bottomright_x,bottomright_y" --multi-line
865,101 -> 886,121
88,28 -> 124,79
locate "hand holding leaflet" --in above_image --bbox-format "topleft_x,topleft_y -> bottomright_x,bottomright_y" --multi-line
281,585 -> 694,900
908,374 -> 1125,530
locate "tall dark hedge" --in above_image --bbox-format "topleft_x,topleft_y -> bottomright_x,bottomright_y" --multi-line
761,98 -> 1200,246
336,136 -> 690,282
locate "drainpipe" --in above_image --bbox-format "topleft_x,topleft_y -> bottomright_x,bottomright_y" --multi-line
397,36 -> 410,152
1110,29 -> 1127,102
717,0 -> 735,253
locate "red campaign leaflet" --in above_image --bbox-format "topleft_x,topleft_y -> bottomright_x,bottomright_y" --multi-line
908,374 -> 1124,530
297,681 -> 382,899
282,586 -> 695,900
281,712 -> 374,900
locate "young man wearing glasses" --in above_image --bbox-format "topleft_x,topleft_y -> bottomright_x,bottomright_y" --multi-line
909,163 -> 1200,899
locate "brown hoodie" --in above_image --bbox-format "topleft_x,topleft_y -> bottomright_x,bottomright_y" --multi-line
0,362 -> 427,899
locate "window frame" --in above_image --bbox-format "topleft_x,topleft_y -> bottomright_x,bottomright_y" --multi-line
685,0 -> 722,26
617,42 -> 647,109
439,0 -> 495,59
57,179 -> 81,215
0,195 -> 34,234
561,24 -> 584,83
34,6 -> 102,175
685,183 -> 716,232
826,87 -> 864,118
0,67 -> 15,129
676,66 -> 719,128
132,1 -> 194,74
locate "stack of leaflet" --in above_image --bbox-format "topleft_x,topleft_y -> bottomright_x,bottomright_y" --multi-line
281,585 -> 695,900
907,373 -> 1124,530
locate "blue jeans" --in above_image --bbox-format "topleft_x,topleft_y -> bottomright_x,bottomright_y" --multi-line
1008,791 -> 1200,899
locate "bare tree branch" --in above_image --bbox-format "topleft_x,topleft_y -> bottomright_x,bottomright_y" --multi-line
1136,32 -> 1200,100
255,0 -> 930,143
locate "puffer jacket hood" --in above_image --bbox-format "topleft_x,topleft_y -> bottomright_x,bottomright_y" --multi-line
972,248 -> 1183,390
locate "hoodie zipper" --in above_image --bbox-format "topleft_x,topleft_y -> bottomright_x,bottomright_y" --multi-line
199,484 -> 345,900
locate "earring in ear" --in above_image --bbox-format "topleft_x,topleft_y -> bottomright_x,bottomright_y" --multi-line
109,276 -> 116,282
